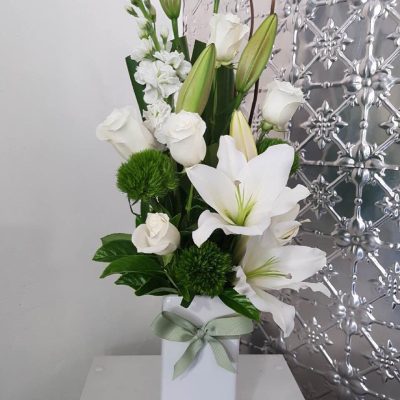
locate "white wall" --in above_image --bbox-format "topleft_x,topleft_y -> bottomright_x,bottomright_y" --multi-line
0,1 -> 167,399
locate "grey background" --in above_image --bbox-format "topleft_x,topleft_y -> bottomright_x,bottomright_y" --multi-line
0,1 -> 165,399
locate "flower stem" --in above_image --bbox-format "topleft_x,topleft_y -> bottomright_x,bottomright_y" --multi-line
270,0 -> 276,14
171,18 -> 181,49
185,184 -> 194,218
213,0 -> 220,13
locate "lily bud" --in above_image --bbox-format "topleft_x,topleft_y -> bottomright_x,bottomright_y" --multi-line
176,44 -> 216,115
159,0 -> 181,19
230,110 -> 257,160
235,13 -> 278,94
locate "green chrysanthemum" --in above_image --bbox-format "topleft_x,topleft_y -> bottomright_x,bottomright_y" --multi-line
117,150 -> 178,202
174,242 -> 232,297
257,138 -> 300,176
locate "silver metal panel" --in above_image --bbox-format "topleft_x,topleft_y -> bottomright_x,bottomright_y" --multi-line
183,1 -> 400,398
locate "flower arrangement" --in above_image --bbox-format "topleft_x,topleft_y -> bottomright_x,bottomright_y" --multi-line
94,0 -> 328,346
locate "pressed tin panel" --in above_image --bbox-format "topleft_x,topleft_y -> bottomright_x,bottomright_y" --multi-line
183,1 -> 400,399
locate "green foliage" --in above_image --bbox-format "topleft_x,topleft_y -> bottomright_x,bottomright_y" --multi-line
101,233 -> 132,245
126,56 -> 147,116
257,138 -> 300,176
93,240 -> 136,262
100,255 -> 162,278
174,242 -> 232,297
219,289 -> 260,321
117,150 -> 178,202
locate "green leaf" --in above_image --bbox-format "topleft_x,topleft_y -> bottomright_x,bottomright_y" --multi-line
202,66 -> 235,144
219,289 -> 260,321
115,273 -> 148,291
126,56 -> 147,116
135,277 -> 178,296
100,255 -> 162,279
93,240 -> 136,262
191,40 -> 206,64
101,233 -> 132,245
170,213 -> 181,228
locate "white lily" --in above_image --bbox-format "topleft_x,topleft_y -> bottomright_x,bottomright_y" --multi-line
234,230 -> 329,337
186,136 -> 309,247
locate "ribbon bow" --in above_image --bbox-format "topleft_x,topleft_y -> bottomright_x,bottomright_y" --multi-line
151,311 -> 254,379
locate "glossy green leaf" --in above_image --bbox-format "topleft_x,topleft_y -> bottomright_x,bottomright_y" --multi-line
219,289 -> 260,321
100,255 -> 162,279
115,273 -> 148,291
93,240 -> 136,262
101,233 -> 132,245
135,277 -> 178,296
191,40 -> 206,64
126,56 -> 147,116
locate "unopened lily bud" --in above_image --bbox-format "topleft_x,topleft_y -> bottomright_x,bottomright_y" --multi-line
159,0 -> 181,20
236,13 -> 278,94
176,44 -> 216,115
230,110 -> 257,160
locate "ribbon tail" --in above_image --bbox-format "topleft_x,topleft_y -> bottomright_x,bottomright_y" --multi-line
208,338 -> 236,373
173,338 -> 204,379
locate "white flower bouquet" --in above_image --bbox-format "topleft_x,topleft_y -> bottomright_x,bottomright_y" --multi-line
93,0 -> 328,384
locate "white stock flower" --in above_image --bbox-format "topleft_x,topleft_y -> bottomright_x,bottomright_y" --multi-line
96,104 -> 157,159
132,213 -> 180,256
143,100 -> 172,142
154,50 -> 191,80
158,111 -> 207,167
208,13 -> 250,67
234,230 -> 329,337
262,80 -> 305,130
186,136 -> 310,247
135,60 -> 181,104
131,38 -> 154,62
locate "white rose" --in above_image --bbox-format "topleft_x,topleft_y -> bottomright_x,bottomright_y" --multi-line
132,213 -> 180,256
208,13 -> 250,67
159,111 -> 207,167
96,104 -> 156,159
135,60 -> 181,104
131,38 -> 154,62
262,80 -> 305,130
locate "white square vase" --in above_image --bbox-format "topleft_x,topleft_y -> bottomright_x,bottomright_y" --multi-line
161,295 -> 239,400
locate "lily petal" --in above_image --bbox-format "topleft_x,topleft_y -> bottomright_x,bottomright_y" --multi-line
252,288 -> 296,338
193,211 -> 269,247
217,136 -> 247,181
270,185 -> 310,217
240,144 -> 294,217
186,164 -> 237,219
249,245 -> 327,290
192,211 -> 230,247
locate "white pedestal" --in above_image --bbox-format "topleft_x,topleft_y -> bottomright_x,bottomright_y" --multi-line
80,355 -> 305,400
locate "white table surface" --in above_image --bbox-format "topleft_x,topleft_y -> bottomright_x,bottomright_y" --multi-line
80,355 -> 304,400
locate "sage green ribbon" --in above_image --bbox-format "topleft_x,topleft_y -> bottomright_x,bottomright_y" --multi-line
151,311 -> 254,379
